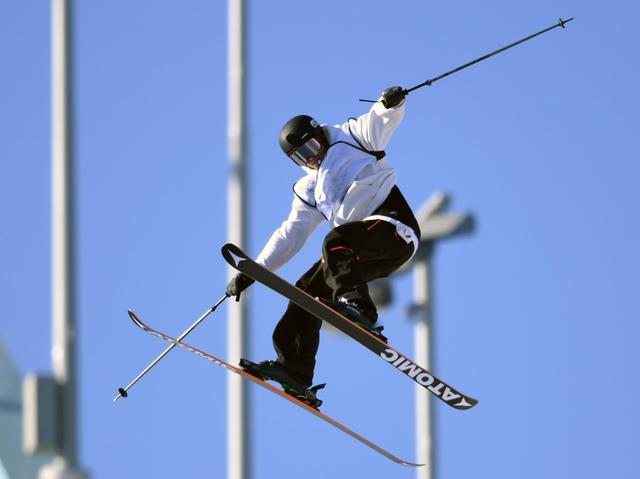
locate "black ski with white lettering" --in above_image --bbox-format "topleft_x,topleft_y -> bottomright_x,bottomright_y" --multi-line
221,243 -> 478,411
128,309 -> 423,467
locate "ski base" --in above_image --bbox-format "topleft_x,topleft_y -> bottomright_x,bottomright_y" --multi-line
127,309 -> 424,467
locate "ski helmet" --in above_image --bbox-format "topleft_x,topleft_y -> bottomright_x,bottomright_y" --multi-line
279,115 -> 327,168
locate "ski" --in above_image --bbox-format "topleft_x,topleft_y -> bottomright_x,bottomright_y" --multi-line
128,309 -> 423,467
222,243 -> 478,411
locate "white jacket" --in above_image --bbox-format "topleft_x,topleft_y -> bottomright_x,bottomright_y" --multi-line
256,99 -> 406,272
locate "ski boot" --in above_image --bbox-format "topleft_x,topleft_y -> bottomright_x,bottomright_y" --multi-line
322,298 -> 388,343
239,358 -> 326,409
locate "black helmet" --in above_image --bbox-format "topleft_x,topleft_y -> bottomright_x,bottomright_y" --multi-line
279,115 -> 327,168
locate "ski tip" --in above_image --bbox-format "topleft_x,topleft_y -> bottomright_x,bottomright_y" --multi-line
221,243 -> 250,268
454,396 -> 479,410
128,309 -> 145,329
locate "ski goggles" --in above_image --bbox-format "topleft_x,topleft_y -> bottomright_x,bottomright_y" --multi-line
288,136 -> 324,168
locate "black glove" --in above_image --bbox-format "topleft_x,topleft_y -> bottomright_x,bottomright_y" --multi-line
226,273 -> 255,299
381,86 -> 406,109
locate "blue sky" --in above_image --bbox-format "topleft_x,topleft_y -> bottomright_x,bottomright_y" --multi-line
1,1 -> 639,478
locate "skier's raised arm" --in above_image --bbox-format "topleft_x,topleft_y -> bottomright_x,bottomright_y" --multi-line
346,86 -> 407,152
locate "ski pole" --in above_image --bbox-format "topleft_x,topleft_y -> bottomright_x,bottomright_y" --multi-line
113,294 -> 230,402
360,17 -> 574,102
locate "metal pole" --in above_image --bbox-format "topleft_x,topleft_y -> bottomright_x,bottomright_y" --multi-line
360,17 -> 575,103
406,17 -> 575,93
41,1 -> 88,478
227,1 -> 249,479
114,295 -> 229,401
413,245 -> 435,479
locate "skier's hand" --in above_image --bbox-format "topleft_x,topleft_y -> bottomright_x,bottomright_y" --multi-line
226,273 -> 255,301
381,86 -> 406,109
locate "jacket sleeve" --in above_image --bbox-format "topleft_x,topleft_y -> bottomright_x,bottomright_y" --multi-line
255,195 -> 325,272
346,97 -> 406,152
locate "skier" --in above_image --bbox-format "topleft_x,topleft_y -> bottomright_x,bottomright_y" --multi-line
226,86 -> 421,393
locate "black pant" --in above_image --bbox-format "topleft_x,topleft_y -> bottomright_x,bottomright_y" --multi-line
272,219 -> 415,383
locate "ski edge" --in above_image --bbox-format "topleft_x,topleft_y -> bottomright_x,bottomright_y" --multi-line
127,309 -> 424,468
